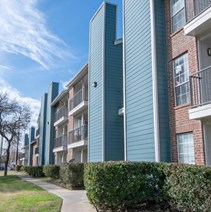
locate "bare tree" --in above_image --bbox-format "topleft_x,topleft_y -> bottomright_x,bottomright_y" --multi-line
0,93 -> 31,176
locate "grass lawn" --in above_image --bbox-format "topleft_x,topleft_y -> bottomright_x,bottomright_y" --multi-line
0,171 -> 62,212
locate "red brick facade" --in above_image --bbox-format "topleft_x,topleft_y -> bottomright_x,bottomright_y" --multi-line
165,0 -> 205,164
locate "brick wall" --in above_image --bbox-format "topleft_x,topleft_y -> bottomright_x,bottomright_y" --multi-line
165,0 -> 205,165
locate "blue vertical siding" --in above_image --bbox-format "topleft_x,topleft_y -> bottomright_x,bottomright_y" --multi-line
89,5 -> 104,162
104,4 -> 124,161
45,82 -> 59,165
124,0 -> 155,161
28,127 -> 35,166
154,0 -> 170,162
89,3 -> 124,162
38,93 -> 47,165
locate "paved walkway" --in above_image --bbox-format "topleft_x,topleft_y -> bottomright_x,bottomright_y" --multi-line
17,175 -> 96,212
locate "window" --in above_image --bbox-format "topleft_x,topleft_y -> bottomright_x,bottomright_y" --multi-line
173,53 -> 190,106
177,132 -> 195,164
171,0 -> 186,32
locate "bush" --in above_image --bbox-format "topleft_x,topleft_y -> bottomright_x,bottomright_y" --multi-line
43,165 -> 60,179
15,165 -> 22,172
84,161 -> 167,211
165,164 -> 211,212
21,166 -> 45,177
60,163 -> 84,189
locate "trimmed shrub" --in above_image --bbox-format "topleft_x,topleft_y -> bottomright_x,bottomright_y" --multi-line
21,166 -> 45,177
60,163 -> 84,189
15,165 -> 22,172
84,161 -> 167,211
165,164 -> 211,212
43,165 -> 60,179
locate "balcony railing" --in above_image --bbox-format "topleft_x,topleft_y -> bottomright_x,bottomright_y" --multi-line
68,125 -> 88,144
190,66 -> 211,108
35,147 -> 39,155
54,134 -> 67,148
69,87 -> 88,111
36,128 -> 40,137
194,0 -> 211,16
54,105 -> 68,122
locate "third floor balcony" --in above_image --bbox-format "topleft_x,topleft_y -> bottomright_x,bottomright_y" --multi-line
189,66 -> 211,119
185,0 -> 211,36
69,87 -> 88,116
54,105 -> 68,127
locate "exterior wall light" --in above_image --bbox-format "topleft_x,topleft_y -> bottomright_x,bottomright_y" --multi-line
92,82 -> 97,87
207,48 -> 211,56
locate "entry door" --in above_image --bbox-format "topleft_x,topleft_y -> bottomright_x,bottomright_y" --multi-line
204,121 -> 211,165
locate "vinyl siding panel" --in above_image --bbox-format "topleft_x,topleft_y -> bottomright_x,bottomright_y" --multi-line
104,4 -> 124,161
89,5 -> 104,162
154,0 -> 170,162
124,0 -> 155,161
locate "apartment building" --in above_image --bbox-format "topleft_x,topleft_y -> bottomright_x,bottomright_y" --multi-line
66,64 -> 88,163
20,134 -> 29,165
169,0 -> 211,165
52,90 -> 68,164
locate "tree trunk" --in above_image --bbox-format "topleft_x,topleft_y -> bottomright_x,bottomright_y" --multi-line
4,142 -> 11,177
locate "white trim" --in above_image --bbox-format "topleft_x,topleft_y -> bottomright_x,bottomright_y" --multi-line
122,0 -> 127,161
102,3 -> 106,162
184,6 -> 211,36
150,0 -> 160,162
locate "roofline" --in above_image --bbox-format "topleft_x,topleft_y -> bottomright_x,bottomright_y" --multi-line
66,63 -> 88,88
90,1 -> 117,23
51,89 -> 68,106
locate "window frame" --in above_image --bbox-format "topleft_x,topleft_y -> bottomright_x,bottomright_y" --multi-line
170,0 -> 186,33
173,53 -> 190,106
177,132 -> 195,164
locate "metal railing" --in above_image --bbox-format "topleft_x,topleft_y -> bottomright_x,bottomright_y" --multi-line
54,105 -> 68,122
194,0 -> 211,16
36,128 -> 40,137
68,125 -> 88,144
54,134 -> 67,148
69,87 -> 88,111
35,147 -> 39,155
190,66 -> 211,107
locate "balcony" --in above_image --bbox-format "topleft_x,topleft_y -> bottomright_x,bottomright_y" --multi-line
53,134 -> 67,153
36,128 -> 40,137
68,125 -> 88,149
184,0 -> 211,36
35,147 -> 39,155
189,66 -> 211,119
69,87 -> 88,116
54,105 -> 68,126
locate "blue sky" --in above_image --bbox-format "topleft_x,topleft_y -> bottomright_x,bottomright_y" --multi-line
0,0 -> 122,126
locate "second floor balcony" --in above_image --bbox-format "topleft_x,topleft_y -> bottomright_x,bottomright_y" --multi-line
69,87 -> 88,116
53,134 -> 67,152
68,125 -> 88,149
35,147 -> 39,155
54,105 -> 68,126
189,66 -> 211,119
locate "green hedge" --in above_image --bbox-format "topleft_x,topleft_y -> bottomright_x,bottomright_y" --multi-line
166,164 -> 211,212
15,165 -> 22,172
84,161 -> 167,211
21,166 -> 45,177
60,163 -> 84,189
43,165 -> 60,179
84,161 -> 211,211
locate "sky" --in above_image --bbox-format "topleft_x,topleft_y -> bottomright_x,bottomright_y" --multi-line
0,0 -> 122,128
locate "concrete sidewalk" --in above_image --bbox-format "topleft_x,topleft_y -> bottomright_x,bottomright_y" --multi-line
17,175 -> 96,212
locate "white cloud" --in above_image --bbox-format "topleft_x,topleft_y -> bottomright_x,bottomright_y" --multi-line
0,78 -> 40,129
0,0 -> 73,69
